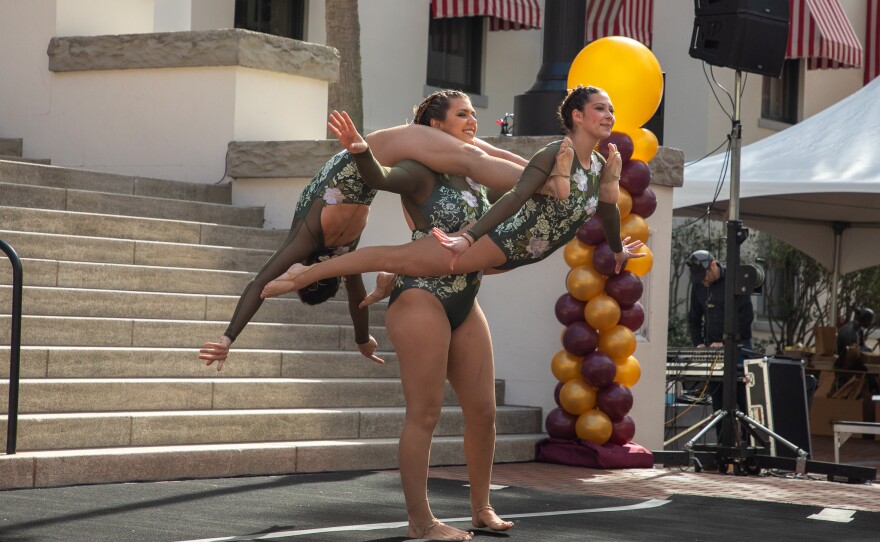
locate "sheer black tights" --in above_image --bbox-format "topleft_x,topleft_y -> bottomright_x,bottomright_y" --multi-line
223,199 -> 325,341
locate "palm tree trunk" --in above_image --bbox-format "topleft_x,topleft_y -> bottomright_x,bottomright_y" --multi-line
326,0 -> 364,135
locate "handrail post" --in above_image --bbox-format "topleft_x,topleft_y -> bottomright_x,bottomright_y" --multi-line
1,238 -> 23,455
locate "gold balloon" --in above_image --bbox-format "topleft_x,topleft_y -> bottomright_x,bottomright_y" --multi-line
551,349 -> 583,383
564,239 -> 595,269
566,265 -> 606,302
567,37 -> 664,130
625,244 -> 654,277
618,188 -> 633,219
625,127 -> 659,163
613,355 -> 642,387
621,213 -> 650,244
559,378 -> 598,415
584,294 -> 621,331
598,325 -> 637,359
576,409 -> 613,444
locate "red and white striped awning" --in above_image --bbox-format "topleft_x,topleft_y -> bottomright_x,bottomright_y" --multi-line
431,0 -> 542,31
787,0 -> 862,70
584,0 -> 654,48
867,0 -> 880,83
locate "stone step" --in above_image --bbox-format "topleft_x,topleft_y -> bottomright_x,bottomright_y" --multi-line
0,347 -> 400,379
1,405 -> 542,451
0,206 -> 288,250
0,139 -> 23,157
2,258 -> 253,295
0,182 -> 262,227
0,377 -> 502,413
0,159 -> 231,204
0,433 -> 544,490
0,285 -> 386,325
0,230 -> 271,272
0,155 -> 51,165
0,315 -> 389,351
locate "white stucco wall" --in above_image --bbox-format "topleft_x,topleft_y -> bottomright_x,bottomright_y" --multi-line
56,0 -> 154,36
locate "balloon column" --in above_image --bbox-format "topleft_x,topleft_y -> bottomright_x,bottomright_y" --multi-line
547,36 -> 661,447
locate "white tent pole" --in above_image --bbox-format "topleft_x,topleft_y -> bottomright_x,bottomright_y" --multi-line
830,222 -> 850,325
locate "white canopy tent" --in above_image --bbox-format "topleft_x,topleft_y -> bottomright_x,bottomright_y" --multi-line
674,76 -> 880,321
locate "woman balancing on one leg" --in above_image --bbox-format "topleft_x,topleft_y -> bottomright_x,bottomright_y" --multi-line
197,103 -> 569,369
329,90 -> 516,540
260,85 -> 644,301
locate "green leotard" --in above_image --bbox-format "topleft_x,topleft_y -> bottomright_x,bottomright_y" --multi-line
469,141 -> 604,270
224,150 -> 376,342
352,151 -> 490,330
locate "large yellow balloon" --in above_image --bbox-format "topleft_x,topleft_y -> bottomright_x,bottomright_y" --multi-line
613,355 -> 642,387
564,239 -> 595,269
598,325 -> 637,359
566,265 -> 606,302
576,409 -> 613,444
551,349 -> 583,382
567,37 -> 663,129
621,213 -> 650,244
625,245 -> 654,277
618,188 -> 632,219
559,378 -> 598,415
584,294 -> 621,331
624,127 -> 659,163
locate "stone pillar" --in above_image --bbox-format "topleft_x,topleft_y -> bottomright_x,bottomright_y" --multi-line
513,0 -> 586,136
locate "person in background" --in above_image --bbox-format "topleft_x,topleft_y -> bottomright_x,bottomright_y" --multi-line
686,250 -> 754,422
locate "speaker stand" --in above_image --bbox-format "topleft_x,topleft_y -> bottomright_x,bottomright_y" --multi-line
653,71 -> 876,483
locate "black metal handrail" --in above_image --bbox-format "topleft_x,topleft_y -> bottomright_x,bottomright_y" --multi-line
1,238 -> 22,454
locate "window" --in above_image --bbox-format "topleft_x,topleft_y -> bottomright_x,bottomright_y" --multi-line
235,0 -> 305,41
427,17 -> 483,94
761,60 -> 800,125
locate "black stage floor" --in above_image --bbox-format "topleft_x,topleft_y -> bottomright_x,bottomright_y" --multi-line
1,470 -> 877,542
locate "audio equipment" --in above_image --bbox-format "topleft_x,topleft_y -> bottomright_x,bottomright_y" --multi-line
689,0 -> 790,77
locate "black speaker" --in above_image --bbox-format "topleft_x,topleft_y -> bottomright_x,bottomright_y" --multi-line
689,0 -> 790,77
744,357 -> 812,458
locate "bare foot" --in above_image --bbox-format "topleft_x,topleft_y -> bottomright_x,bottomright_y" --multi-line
260,263 -> 310,299
543,137 -> 573,199
359,272 -> 397,309
473,505 -> 514,532
408,519 -> 473,541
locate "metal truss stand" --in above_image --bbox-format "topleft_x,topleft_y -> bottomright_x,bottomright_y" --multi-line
653,71 -> 876,484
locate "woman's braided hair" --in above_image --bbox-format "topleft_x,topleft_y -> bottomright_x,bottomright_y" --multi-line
412,89 -> 470,126
557,85 -> 605,132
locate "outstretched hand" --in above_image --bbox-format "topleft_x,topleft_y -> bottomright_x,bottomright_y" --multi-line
613,236 -> 646,274
328,110 -> 368,154
357,335 -> 386,365
199,335 -> 233,371
431,227 -> 470,270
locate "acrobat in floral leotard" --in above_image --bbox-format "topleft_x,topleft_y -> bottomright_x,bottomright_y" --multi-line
223,150 -> 376,342
469,140 -> 603,270
390,174 -> 490,330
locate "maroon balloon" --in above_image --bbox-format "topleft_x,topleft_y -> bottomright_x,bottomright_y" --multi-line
545,407 -> 578,440
555,293 -> 586,326
591,242 -> 617,276
619,160 -> 651,196
608,415 -> 636,445
576,216 -> 605,246
581,351 -> 617,388
597,132 -> 634,163
630,187 -> 657,218
597,383 -> 634,421
554,381 -> 564,408
562,321 -> 598,356
605,271 -> 643,307
618,301 -> 645,331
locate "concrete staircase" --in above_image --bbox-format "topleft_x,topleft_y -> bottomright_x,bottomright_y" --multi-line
0,138 -> 51,165
0,157 -> 544,490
